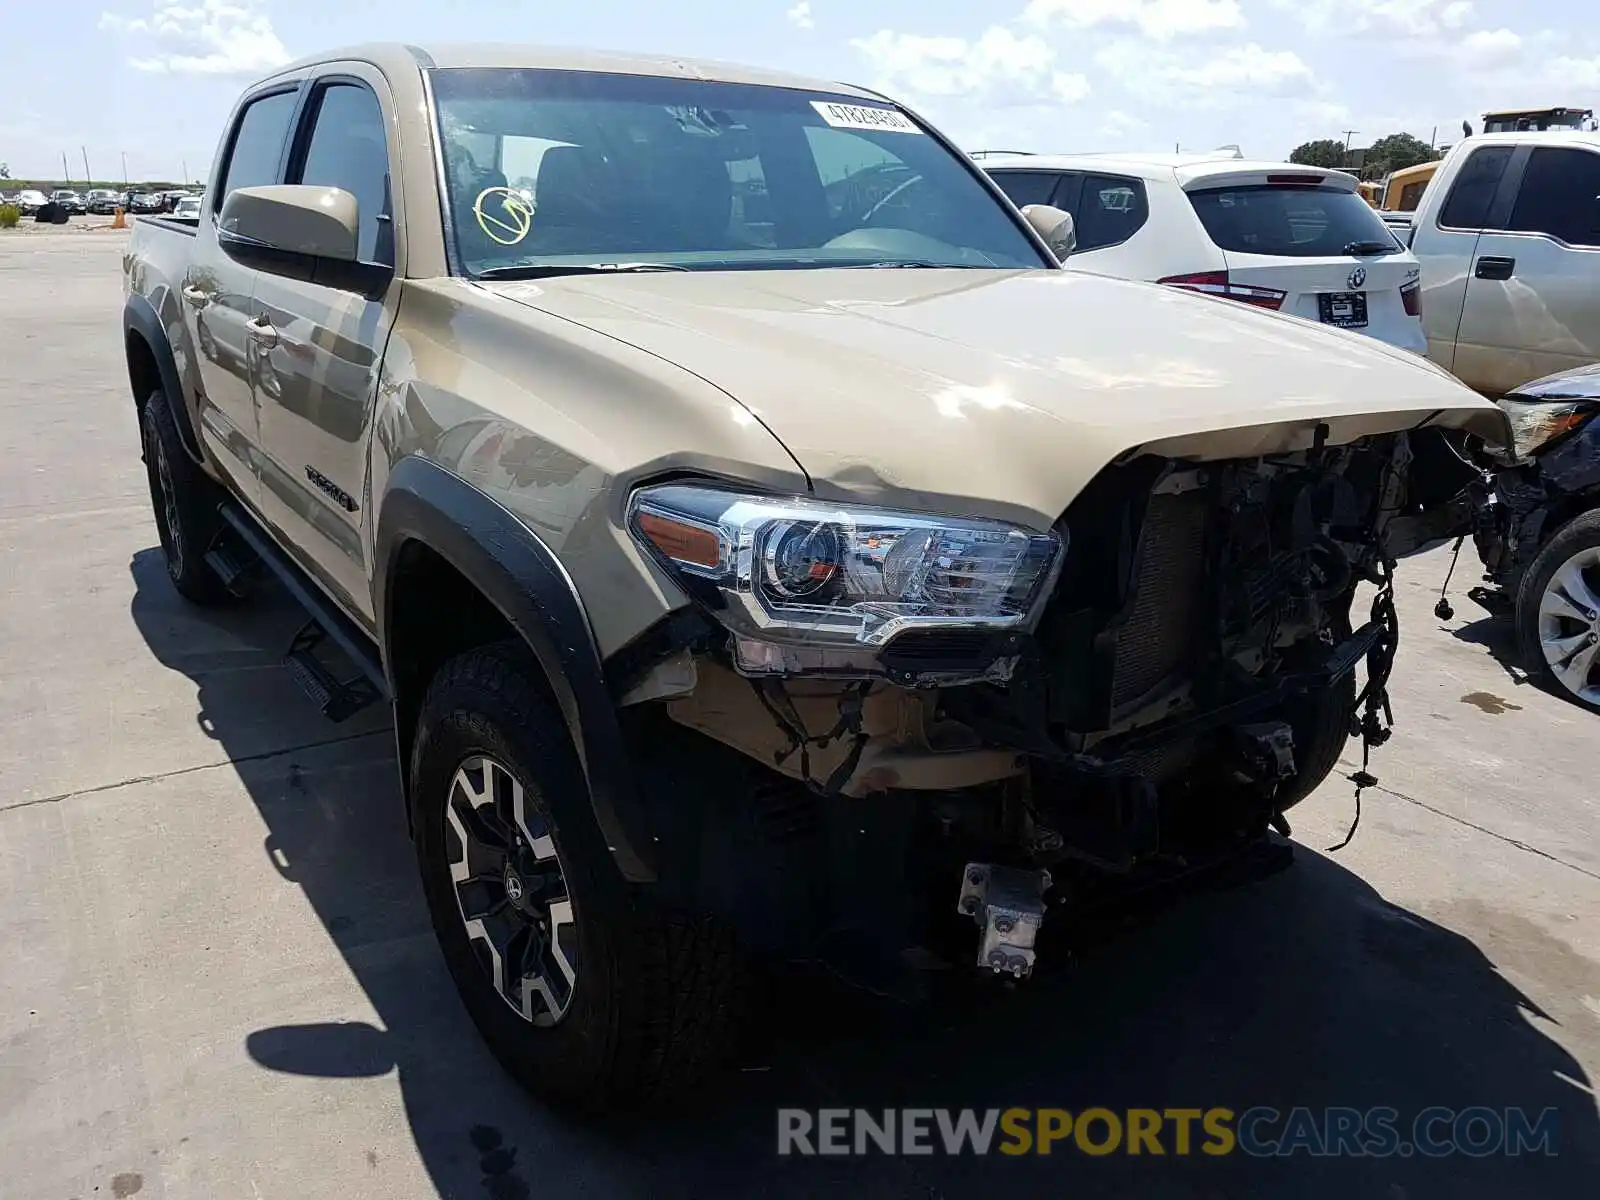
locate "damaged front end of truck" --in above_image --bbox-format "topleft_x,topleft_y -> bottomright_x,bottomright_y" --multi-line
610,423 -> 1488,990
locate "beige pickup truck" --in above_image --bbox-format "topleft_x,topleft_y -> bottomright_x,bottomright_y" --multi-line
122,42 -> 1505,1112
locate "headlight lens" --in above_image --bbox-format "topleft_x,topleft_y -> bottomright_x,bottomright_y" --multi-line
628,485 -> 1064,648
1498,398 -> 1597,461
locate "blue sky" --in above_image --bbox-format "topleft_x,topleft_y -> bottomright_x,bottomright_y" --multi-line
3,0 -> 1596,181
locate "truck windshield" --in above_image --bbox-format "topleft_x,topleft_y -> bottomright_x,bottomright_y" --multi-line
429,68 -> 1050,277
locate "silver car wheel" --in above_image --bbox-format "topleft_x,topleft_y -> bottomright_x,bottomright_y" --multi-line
444,755 -> 578,1026
1537,545 -> 1600,706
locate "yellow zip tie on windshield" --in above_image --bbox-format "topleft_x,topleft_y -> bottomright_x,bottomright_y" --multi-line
473,187 -> 534,246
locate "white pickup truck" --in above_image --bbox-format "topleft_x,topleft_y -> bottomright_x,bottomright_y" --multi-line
1409,131 -> 1600,396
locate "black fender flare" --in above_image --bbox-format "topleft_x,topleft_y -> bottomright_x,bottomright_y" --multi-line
374,455 -> 656,883
122,292 -> 205,464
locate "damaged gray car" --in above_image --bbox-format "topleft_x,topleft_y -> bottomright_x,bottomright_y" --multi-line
1464,363 -> 1600,711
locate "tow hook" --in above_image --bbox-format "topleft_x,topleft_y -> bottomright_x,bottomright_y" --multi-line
957,863 -> 1052,979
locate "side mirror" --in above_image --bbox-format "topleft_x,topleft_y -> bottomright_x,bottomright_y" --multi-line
217,185 -> 391,299
1021,203 -> 1076,261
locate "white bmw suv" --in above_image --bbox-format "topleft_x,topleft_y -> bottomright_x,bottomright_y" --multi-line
982,153 -> 1426,353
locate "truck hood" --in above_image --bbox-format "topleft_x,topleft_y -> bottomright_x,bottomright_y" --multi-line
482,268 -> 1507,530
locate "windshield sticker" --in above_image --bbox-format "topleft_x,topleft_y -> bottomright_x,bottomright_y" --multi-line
473,186 -> 535,246
810,101 -> 923,135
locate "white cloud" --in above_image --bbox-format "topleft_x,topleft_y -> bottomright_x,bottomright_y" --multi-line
1545,54 -> 1600,90
786,1 -> 814,31
1172,44 -> 1315,93
1096,40 -> 1316,106
1099,110 -> 1151,138
1455,28 -> 1521,69
1024,0 -> 1244,40
99,0 -> 289,75
1275,0 -> 1474,37
851,26 -> 1091,110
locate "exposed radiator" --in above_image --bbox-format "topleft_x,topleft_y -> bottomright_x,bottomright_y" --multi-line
1109,491 -> 1209,710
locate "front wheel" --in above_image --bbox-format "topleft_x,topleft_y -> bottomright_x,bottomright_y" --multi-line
410,642 -> 746,1112
1275,670 -> 1357,813
1516,510 -> 1600,713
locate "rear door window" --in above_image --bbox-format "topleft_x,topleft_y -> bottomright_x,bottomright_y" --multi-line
1438,146 -> 1514,229
988,170 -> 1065,209
1075,173 -> 1147,251
1504,146 -> 1600,247
1188,185 -> 1398,256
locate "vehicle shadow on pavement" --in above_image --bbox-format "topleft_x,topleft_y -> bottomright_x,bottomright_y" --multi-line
1449,614 -> 1534,689
128,549 -> 1600,1200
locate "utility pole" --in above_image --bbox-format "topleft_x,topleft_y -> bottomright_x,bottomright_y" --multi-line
121,152 -> 129,186
181,158 -> 189,186
62,151 -> 70,186
1341,129 -> 1359,152
81,147 -> 91,186
1430,125 -> 1438,148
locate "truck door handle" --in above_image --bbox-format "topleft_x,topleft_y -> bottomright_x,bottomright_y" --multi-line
181,284 -> 211,308
246,316 -> 279,349
1474,255 -> 1515,281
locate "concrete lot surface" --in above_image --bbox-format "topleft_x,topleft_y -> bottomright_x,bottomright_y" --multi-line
1,230 -> 1596,1198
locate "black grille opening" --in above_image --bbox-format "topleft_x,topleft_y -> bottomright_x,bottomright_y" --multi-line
1108,491 -> 1209,710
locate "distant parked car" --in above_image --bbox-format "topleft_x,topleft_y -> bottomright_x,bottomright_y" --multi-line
50,190 -> 85,214
172,194 -> 202,220
15,190 -> 50,214
85,189 -> 123,214
983,153 -> 1425,354
128,192 -> 163,214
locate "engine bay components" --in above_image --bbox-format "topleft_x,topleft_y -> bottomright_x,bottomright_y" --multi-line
957,863 -> 1053,979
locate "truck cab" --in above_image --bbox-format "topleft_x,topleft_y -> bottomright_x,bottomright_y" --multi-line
1480,107 -> 1596,134
1411,131 -> 1600,396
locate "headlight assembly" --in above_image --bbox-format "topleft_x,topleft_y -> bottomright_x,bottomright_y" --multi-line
627,485 -> 1064,676
1498,398 -> 1597,461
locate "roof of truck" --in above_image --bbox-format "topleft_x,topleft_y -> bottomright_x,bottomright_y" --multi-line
269,42 -> 883,99
1449,130 -> 1600,150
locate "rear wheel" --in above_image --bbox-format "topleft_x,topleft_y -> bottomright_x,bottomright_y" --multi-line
1516,511 -> 1600,713
410,642 -> 746,1112
139,390 -> 232,605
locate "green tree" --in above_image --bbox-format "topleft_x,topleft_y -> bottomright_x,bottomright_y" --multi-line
1288,139 -> 1347,168
1365,132 -> 1439,177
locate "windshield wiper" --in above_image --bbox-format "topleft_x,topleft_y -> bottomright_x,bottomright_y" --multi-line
1343,240 -> 1398,256
474,262 -> 691,281
843,260 -> 967,269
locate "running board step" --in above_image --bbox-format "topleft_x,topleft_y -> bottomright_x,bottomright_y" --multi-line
203,537 -> 262,597
284,620 -> 381,723
215,503 -> 389,723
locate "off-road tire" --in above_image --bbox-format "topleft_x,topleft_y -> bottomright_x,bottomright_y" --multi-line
139,389 -> 233,605
1275,671 -> 1357,812
410,641 -> 746,1112
1516,509 -> 1600,714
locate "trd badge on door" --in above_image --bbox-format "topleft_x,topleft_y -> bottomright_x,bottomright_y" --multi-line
305,465 -> 359,513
